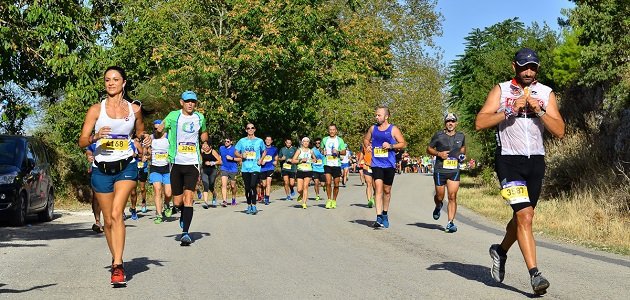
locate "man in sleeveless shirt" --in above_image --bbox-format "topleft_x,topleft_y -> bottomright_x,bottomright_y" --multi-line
363,106 -> 407,228
475,48 -> 565,295
156,90 -> 210,246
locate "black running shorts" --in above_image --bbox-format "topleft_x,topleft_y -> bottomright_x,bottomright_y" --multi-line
371,167 -> 395,185
495,154 -> 545,212
170,164 -> 200,196
324,166 -> 342,178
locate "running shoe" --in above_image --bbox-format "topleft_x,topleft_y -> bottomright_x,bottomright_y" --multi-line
245,206 -> 252,214
164,207 -> 173,218
286,196 -> 292,201
331,200 -> 337,209
251,205 -> 258,215
297,195 -> 302,202
211,200 -> 217,207
445,221 -> 457,233
372,216 -> 384,228
367,197 -> 374,208
111,264 -> 126,286
231,198 -> 237,206
202,202 -> 209,209
172,206 -> 179,214
325,200 -> 332,209
382,214 -> 389,228
302,202 -> 307,209
315,195 -> 320,201
92,223 -> 103,233
290,189 -> 296,197
264,197 -> 270,205
130,208 -> 138,220
489,244 -> 507,283
180,233 -> 192,246
432,203 -> 443,220
154,216 -> 163,224
197,190 -> 202,199
221,201 -> 228,207
141,201 -> 147,213
531,271 -> 550,295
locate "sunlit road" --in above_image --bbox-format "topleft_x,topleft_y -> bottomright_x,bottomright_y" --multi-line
1,173 -> 628,299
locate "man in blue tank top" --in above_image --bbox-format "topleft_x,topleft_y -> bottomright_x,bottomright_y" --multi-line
363,106 -> 407,229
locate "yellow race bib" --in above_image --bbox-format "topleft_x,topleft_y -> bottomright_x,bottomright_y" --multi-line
244,151 -> 257,160
154,152 -> 168,161
443,159 -> 458,170
263,155 -> 273,163
500,181 -> 530,205
373,147 -> 388,158
283,162 -> 293,170
101,134 -> 129,151
178,142 -> 196,154
298,163 -> 312,171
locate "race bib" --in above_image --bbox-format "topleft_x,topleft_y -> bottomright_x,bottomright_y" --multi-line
315,159 -> 323,165
373,147 -> 388,158
244,151 -> 256,160
443,158 -> 458,170
283,162 -> 293,170
153,152 -> 168,162
326,156 -> 339,166
500,181 -> 530,205
177,142 -> 196,154
101,134 -> 129,151
263,155 -> 273,163
298,163 -> 312,171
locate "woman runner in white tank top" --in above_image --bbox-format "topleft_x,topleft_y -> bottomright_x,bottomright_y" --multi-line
292,137 -> 317,209
78,66 -> 151,287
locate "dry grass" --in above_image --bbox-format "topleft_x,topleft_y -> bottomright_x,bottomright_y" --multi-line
459,175 -> 630,256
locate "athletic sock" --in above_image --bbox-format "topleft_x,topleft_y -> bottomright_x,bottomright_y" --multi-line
382,211 -> 388,215
496,245 -> 508,257
182,206 -> 193,232
528,267 -> 539,277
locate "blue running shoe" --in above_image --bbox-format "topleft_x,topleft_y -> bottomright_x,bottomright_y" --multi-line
245,206 -> 252,214
264,197 -> 270,205
382,214 -> 389,228
211,200 -> 217,207
286,196 -> 292,201
445,221 -> 458,233
141,201 -> 147,213
251,205 -> 258,215
372,216 -> 384,228
180,233 -> 192,246
130,208 -> 138,221
290,189 -> 296,197
432,203 -> 443,220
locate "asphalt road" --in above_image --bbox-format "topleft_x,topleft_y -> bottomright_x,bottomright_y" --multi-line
1,173 -> 628,299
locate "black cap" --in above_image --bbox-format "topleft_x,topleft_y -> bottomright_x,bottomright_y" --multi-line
514,48 -> 540,66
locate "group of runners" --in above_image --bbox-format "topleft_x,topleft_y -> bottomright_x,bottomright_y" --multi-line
79,48 -> 564,295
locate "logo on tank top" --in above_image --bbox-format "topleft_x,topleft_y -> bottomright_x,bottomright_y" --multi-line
183,121 -> 195,133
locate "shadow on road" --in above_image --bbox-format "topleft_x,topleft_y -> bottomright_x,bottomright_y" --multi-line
0,221 -> 108,245
122,256 -> 167,282
0,283 -> 57,294
427,262 -> 537,297
166,232 -> 211,243
349,219 -> 376,228
407,222 -> 443,231
350,203 -> 369,208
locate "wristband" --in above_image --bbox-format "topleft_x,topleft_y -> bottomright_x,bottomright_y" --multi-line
536,108 -> 546,117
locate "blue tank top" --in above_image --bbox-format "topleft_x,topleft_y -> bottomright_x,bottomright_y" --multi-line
371,124 -> 396,168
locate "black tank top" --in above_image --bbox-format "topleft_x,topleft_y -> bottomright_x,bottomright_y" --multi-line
201,150 -> 217,169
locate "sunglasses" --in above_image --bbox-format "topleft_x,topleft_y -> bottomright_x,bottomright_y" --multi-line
183,99 -> 196,103
225,140 -> 231,143
246,127 -> 255,130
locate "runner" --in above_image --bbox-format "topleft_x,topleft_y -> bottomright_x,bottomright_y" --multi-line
78,66 -> 149,286
85,144 -> 103,233
363,106 -> 407,228
260,135 -> 278,205
341,148 -> 351,187
219,137 -> 239,207
200,142 -> 222,209
148,119 -> 171,224
475,48 -> 565,295
311,138 -> 326,202
234,122 -> 266,215
128,137 -> 149,220
279,138 -> 297,200
427,113 -> 466,233
156,90 -> 209,246
322,123 -> 347,209
357,145 -> 375,208
291,137 -> 316,209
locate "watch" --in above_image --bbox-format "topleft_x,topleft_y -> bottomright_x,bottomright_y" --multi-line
536,108 -> 546,117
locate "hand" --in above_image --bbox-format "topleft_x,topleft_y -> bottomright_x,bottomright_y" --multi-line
141,134 -> 152,147
87,155 -> 94,163
95,126 -> 111,141
226,155 -> 233,161
526,97 -> 541,113
382,142 -> 391,150
205,161 -> 211,166
332,148 -> 338,157
439,151 -> 449,160
156,122 -> 165,133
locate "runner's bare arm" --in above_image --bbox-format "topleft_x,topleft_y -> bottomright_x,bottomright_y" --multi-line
536,92 -> 565,138
475,85 -> 504,130
362,126 -> 374,153
389,126 -> 407,150
291,149 -> 301,164
78,104 -> 101,148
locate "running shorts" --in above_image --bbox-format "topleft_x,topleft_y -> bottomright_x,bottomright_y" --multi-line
297,171 -> 313,179
281,170 -> 297,179
91,160 -> 137,193
149,172 -> 171,185
371,167 -> 395,185
170,164 -> 200,196
312,171 -> 326,182
495,154 -> 545,212
324,166 -> 342,178
433,171 -> 460,186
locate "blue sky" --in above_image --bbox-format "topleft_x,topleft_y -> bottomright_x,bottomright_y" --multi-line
434,0 -> 575,65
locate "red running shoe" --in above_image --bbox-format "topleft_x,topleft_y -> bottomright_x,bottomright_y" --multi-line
111,264 -> 126,286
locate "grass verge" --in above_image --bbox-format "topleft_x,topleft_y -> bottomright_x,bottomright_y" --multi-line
458,175 -> 630,256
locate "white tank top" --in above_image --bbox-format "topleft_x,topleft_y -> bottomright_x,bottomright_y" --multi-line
297,148 -> 313,171
497,79 -> 551,156
94,100 -> 135,162
151,134 -> 169,167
